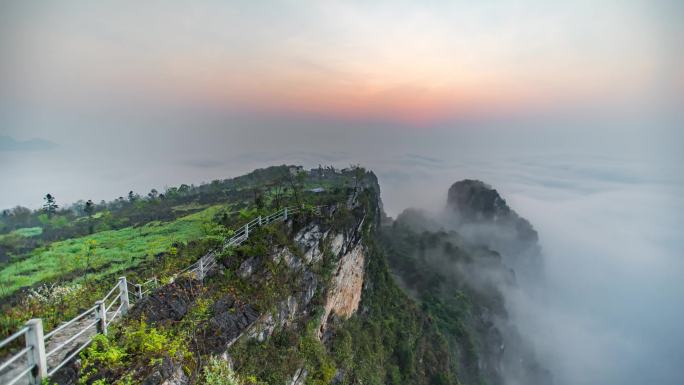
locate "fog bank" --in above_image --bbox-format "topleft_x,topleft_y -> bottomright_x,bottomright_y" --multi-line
380,154 -> 684,385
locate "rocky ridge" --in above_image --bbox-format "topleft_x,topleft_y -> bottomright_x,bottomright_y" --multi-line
49,169 -> 550,385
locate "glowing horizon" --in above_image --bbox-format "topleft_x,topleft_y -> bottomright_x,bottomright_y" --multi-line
1,1 -> 677,125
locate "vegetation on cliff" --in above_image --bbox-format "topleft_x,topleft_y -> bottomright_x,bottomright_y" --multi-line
2,166 -> 547,385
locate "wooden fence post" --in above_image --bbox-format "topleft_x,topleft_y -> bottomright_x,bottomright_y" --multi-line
25,319 -> 47,384
118,277 -> 130,315
95,300 -> 107,335
136,284 -> 143,300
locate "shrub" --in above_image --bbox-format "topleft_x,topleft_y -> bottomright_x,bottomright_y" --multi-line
13,227 -> 43,237
79,334 -> 127,383
203,356 -> 241,385
122,320 -> 186,360
79,321 -> 189,384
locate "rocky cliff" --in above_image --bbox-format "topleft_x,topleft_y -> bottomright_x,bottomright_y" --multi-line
58,169 -> 548,385
445,180 -> 542,280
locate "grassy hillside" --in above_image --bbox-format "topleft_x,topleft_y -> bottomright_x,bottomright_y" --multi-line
0,205 -> 224,298
0,166 -> 356,340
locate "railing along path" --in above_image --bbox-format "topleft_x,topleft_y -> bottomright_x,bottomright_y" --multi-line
0,205 -> 318,384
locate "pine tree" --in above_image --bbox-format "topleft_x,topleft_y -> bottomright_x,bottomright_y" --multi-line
43,194 -> 58,218
84,199 -> 95,234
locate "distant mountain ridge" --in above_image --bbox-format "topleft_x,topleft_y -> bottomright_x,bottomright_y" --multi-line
0,135 -> 57,151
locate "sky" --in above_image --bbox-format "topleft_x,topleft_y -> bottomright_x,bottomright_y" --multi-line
0,0 -> 681,211
1,1 -> 683,384
1,0 -> 682,137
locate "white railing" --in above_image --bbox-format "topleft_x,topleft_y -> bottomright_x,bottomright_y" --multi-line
127,277 -> 159,303
182,205 -> 312,280
0,323 -> 42,385
0,277 -> 127,385
0,204 -> 323,384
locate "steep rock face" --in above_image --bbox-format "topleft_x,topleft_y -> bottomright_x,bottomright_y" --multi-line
289,367 -> 308,385
246,246 -> 315,342
238,243 -> 312,342
128,277 -> 203,324
290,216 -> 367,337
294,224 -> 325,263
244,207 -> 368,346
144,357 -> 188,385
319,243 -> 365,335
229,201 -> 374,384
198,296 -> 260,355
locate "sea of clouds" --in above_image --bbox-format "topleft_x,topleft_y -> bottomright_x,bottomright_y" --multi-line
1,126 -> 682,385
374,153 -> 684,385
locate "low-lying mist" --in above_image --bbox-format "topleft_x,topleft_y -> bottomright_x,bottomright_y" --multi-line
2,118 -> 681,384
379,156 -> 683,385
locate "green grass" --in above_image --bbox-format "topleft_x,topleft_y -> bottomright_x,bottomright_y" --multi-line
0,206 -> 223,297
9,226 -> 43,238
172,202 -> 210,212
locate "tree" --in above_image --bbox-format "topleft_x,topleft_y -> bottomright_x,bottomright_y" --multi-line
209,180 -> 222,193
128,191 -> 136,202
71,200 -> 86,216
10,206 -> 32,228
269,178 -> 285,208
81,240 -> 97,282
351,165 -> 366,190
148,189 -> 159,200
253,188 -> 264,209
43,194 -> 58,218
178,184 -> 190,196
165,187 -> 179,199
84,199 -> 95,234
84,200 -> 94,217
288,170 -> 307,205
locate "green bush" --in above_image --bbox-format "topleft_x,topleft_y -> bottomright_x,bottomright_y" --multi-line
79,321 -> 190,383
203,356 -> 241,385
122,320 -> 187,361
13,227 -> 43,237
83,334 -> 127,368
79,334 -> 127,384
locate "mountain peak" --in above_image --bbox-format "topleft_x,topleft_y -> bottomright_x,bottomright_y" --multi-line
446,179 -> 539,258
447,179 -> 511,222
